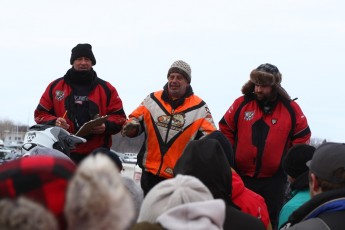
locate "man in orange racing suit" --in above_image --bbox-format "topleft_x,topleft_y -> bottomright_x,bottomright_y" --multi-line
122,60 -> 216,195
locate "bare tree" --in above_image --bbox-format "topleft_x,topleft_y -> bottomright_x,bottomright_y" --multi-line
310,137 -> 327,148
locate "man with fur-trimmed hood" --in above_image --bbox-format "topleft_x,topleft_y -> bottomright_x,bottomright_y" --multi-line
219,63 -> 311,230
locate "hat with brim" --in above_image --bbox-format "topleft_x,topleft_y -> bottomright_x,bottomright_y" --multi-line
307,142 -> 345,183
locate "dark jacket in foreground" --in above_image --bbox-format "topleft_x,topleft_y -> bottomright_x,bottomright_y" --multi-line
280,188 -> 345,230
174,138 -> 265,230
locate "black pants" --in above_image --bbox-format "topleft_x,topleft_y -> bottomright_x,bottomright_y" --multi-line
140,170 -> 166,196
242,171 -> 287,230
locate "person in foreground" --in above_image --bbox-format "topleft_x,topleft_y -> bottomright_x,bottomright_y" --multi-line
278,144 -> 315,229
219,63 -> 311,229
0,155 -> 76,230
90,147 -> 144,226
121,60 -> 216,195
204,130 -> 271,229
174,138 -> 266,230
34,43 -> 126,164
134,174 -> 225,230
65,153 -> 135,230
0,197 -> 59,230
280,142 -> 345,230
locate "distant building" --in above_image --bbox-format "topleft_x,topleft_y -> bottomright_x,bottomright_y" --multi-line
1,130 -> 25,147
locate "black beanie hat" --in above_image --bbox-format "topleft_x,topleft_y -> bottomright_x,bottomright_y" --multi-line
203,130 -> 235,167
283,144 -> 316,178
90,147 -> 123,171
70,43 -> 96,65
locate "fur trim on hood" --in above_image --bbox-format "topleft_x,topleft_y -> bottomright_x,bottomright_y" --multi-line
250,69 -> 281,86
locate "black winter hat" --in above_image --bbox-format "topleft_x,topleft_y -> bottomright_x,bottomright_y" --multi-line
283,144 -> 315,178
90,147 -> 123,171
70,43 -> 96,65
203,130 -> 235,167
174,138 -> 233,204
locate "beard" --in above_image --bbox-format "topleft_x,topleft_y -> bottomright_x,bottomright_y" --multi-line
255,87 -> 277,102
255,93 -> 271,102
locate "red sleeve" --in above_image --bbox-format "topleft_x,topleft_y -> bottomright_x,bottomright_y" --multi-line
34,81 -> 60,124
290,101 -> 311,145
103,82 -> 126,134
219,97 -> 244,146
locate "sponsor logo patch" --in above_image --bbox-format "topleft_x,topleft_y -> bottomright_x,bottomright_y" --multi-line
55,90 -> 65,101
244,111 -> 254,121
165,167 -> 173,175
157,113 -> 185,131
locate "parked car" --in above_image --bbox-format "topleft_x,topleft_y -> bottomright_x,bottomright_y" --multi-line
0,146 -> 14,164
110,149 -> 141,183
111,150 -> 137,164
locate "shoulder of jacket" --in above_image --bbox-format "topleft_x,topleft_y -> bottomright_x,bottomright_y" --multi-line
288,218 -> 328,230
51,76 -> 64,84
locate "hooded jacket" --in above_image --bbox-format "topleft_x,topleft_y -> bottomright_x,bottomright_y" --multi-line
128,84 -> 216,178
280,188 -> 345,230
34,68 -> 126,155
174,138 -> 265,230
231,169 -> 271,229
203,131 -> 271,228
278,171 -> 311,229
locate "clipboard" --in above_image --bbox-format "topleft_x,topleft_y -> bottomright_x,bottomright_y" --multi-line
75,115 -> 109,137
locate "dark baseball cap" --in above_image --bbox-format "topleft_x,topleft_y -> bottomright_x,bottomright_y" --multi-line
307,142 -> 345,183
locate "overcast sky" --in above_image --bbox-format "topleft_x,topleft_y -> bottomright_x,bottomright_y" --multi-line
1,0 -> 344,142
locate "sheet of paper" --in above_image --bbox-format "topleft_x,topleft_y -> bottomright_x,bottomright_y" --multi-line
75,115 -> 109,137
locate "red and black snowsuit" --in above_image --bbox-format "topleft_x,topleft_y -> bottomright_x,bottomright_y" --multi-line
34,68 -> 126,156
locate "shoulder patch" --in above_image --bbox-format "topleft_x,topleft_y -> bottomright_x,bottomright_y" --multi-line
244,111 -> 255,121
55,90 -> 65,101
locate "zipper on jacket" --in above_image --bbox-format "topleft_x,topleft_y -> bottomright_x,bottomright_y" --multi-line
164,109 -> 174,143
157,109 -> 174,176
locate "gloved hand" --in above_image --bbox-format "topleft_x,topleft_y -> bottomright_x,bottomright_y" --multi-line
121,120 -> 140,137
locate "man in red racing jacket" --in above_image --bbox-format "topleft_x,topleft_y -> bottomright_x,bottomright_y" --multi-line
34,44 -> 126,164
219,63 -> 311,229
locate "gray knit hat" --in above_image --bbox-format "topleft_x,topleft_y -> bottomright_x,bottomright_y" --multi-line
137,174 -> 213,223
167,60 -> 192,83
